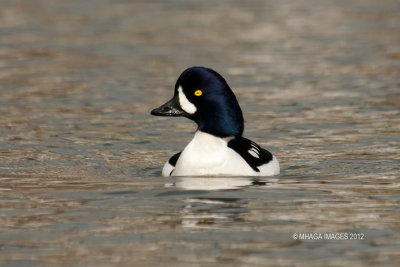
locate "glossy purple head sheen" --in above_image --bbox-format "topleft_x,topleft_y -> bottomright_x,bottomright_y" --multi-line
151,67 -> 244,137
176,67 -> 244,137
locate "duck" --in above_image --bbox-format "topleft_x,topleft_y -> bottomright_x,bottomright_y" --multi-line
151,66 -> 280,177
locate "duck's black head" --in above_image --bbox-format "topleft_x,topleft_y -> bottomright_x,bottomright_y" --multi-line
151,66 -> 244,137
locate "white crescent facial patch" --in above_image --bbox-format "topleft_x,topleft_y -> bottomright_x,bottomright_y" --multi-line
178,86 -> 197,114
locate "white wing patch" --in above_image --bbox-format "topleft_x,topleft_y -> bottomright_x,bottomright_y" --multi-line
248,142 -> 260,159
178,86 -> 197,114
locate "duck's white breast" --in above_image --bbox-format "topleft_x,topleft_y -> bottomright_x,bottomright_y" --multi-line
170,131 -> 279,176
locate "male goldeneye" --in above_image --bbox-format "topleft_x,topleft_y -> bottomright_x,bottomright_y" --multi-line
151,66 -> 280,176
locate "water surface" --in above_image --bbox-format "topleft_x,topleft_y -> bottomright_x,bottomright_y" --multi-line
0,0 -> 399,266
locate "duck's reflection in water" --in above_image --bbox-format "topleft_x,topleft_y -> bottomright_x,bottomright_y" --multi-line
166,176 -> 279,190
166,177 -> 279,229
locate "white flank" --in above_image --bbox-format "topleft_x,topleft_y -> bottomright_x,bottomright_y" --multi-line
178,86 -> 197,114
258,155 -> 280,176
162,161 -> 175,177
171,131 -> 280,176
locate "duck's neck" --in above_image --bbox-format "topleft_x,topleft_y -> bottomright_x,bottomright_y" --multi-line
195,105 -> 244,138
193,131 -> 235,144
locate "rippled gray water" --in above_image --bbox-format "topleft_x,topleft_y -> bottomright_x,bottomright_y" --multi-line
1,0 -> 399,266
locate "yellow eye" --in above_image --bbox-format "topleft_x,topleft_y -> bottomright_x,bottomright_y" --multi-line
194,90 -> 203,96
